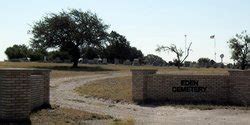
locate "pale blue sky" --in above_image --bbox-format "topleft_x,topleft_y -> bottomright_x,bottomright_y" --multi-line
1,0 -> 250,63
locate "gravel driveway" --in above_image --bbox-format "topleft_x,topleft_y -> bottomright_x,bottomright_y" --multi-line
50,73 -> 250,125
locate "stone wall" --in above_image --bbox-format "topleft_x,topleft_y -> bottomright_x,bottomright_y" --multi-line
0,68 -> 51,121
131,69 -> 250,105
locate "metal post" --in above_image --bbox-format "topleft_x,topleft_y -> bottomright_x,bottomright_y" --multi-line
214,37 -> 216,62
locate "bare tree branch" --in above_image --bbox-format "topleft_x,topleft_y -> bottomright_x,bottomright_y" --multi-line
181,42 -> 192,64
156,42 -> 192,69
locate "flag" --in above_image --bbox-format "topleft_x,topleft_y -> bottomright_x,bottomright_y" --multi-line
210,35 -> 215,39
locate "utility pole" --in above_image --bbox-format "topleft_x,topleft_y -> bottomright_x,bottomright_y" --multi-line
210,35 -> 216,62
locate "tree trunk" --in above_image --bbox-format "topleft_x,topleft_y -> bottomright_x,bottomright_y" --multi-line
241,60 -> 246,70
241,53 -> 247,70
72,60 -> 78,68
177,64 -> 180,69
69,45 -> 80,68
177,58 -> 181,69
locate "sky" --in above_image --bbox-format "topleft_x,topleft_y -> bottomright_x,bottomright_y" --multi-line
1,0 -> 250,63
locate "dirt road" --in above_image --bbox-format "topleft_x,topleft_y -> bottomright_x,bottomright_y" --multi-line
50,73 -> 250,125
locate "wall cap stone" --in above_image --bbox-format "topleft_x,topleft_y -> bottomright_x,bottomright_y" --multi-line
150,74 -> 228,76
228,69 -> 250,72
130,69 -> 158,71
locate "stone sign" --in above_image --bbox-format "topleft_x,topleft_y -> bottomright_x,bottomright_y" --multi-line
132,59 -> 140,66
124,60 -> 131,65
131,69 -> 250,105
114,58 -> 119,64
102,58 -> 107,64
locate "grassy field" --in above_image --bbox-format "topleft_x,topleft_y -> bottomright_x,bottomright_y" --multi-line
75,76 -> 132,103
0,62 -> 228,79
0,62 -> 118,78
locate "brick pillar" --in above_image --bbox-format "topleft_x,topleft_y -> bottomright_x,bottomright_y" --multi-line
0,69 -> 31,121
131,69 -> 157,103
229,70 -> 250,105
0,68 -> 51,122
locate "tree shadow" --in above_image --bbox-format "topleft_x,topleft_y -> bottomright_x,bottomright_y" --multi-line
0,104 -> 52,125
0,119 -> 31,125
33,65 -> 117,72
137,100 -> 247,110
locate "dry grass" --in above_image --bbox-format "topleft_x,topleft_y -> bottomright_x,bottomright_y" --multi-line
0,62 -> 132,72
112,118 -> 135,125
0,62 -> 118,78
51,70 -> 112,79
30,105 -> 112,124
30,105 -> 136,125
158,67 -> 228,75
75,76 -> 132,103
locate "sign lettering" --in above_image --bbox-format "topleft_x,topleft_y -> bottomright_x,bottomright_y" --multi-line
172,80 -> 207,93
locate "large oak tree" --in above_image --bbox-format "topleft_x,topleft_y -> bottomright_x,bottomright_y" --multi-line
30,9 -> 109,68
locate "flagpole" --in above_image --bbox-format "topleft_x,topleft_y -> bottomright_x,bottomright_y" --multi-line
214,37 -> 216,62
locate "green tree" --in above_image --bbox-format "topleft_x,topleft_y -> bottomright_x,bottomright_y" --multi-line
82,46 -> 100,59
106,31 -> 131,61
143,54 -> 167,66
5,44 -> 30,60
156,43 -> 192,69
228,31 -> 250,70
29,48 -> 47,61
197,58 -> 211,67
105,31 -> 143,62
48,50 -> 71,61
30,9 -> 109,68
129,47 -> 143,61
